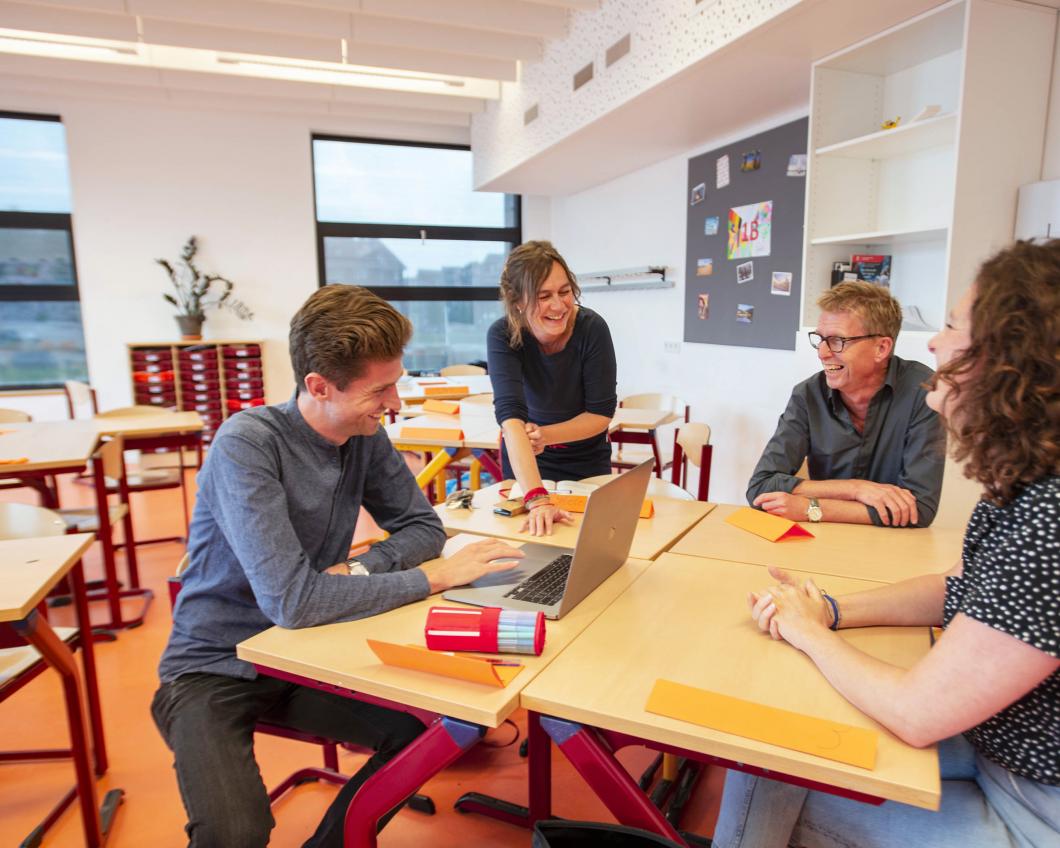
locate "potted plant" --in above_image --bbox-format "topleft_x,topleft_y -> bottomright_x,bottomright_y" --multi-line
157,236 -> 253,339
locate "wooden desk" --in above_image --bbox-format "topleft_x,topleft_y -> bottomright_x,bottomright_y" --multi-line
437,482 -> 714,561
0,421 -> 99,506
397,375 -> 494,403
520,553 -> 939,843
671,504 -> 965,584
238,557 -> 651,846
91,410 -> 204,439
387,414 -> 502,499
0,534 -> 122,847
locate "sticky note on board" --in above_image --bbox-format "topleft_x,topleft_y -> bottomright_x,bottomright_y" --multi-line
399,426 -> 464,441
552,493 -> 655,519
425,385 -> 470,397
726,507 -> 814,542
367,639 -> 523,687
646,679 -> 877,769
422,399 -> 460,415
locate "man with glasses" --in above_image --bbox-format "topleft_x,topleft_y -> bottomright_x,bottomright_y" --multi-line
746,281 -> 943,527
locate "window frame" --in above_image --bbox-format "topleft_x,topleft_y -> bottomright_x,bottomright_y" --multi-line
311,134 -> 522,302
0,111 -> 85,391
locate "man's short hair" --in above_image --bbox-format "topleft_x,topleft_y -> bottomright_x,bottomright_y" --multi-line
289,285 -> 411,391
817,281 -> 902,340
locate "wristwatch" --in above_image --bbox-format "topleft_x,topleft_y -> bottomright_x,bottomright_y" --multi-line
345,558 -> 369,576
806,498 -> 823,523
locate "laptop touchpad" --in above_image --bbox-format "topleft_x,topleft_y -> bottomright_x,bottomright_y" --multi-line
467,559 -> 530,588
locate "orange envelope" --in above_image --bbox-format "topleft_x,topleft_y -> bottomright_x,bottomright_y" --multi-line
552,493 -> 654,519
725,506 -> 814,541
399,426 -> 464,441
367,640 -> 523,688
646,679 -> 876,769
422,399 -> 460,415
425,385 -> 470,397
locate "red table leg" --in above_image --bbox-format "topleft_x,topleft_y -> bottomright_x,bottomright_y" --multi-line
453,709 -> 553,827
343,717 -> 484,848
541,716 -> 687,844
14,611 -> 103,847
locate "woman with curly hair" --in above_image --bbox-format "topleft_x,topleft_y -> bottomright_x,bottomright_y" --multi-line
713,239 -> 1060,848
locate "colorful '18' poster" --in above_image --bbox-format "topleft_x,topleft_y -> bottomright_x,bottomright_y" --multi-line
727,200 -> 773,259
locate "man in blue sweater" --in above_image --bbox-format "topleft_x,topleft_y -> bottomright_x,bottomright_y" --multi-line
153,285 -> 522,847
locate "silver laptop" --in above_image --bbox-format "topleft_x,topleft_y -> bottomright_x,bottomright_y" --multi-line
443,459 -> 653,620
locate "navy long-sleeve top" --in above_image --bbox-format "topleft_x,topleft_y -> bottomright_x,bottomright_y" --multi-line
487,307 -> 618,481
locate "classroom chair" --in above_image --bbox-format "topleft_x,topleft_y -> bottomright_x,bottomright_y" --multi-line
168,553 -> 437,813
62,380 -> 99,419
610,394 -> 690,479
439,363 -> 486,377
55,435 -> 153,630
0,502 -> 121,845
670,423 -> 713,502
0,408 -> 44,497
94,405 -> 197,546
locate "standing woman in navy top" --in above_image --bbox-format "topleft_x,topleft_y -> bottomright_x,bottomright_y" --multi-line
487,241 -> 618,536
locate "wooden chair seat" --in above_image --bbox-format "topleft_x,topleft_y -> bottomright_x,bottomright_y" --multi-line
611,441 -> 675,468
0,628 -> 78,687
57,504 -> 129,534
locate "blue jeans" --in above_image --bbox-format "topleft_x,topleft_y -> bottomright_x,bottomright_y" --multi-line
713,736 -> 1060,848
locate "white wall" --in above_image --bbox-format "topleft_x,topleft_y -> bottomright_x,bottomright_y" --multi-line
0,91 -> 470,416
547,107 -> 988,525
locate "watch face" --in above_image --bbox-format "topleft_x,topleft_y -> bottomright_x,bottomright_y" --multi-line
807,504 -> 823,522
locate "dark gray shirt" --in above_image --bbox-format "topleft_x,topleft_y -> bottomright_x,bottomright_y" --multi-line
746,355 -> 944,527
158,394 -> 443,683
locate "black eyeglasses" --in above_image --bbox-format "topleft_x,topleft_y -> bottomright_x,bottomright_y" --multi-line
807,332 -> 881,353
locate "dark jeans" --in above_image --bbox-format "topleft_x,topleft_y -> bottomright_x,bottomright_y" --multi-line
151,672 -> 426,848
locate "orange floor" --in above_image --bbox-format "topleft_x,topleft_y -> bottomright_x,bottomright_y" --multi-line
0,471 -> 722,846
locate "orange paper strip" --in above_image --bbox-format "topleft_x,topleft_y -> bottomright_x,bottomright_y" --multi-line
0,457 -> 29,465
367,639 -> 522,687
422,399 -> 461,415
725,507 -> 814,542
399,426 -> 465,441
646,678 -> 876,769
424,385 -> 470,397
551,493 -> 654,519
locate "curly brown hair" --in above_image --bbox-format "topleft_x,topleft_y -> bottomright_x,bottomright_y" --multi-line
933,239 -> 1060,505
499,240 -> 580,348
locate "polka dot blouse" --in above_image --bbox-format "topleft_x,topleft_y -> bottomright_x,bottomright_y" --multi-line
943,475 -> 1059,785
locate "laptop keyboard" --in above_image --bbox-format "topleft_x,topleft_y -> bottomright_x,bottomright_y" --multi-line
503,554 -> 573,606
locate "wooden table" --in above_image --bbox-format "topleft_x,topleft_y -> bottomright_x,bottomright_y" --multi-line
520,553 -> 940,842
671,504 -> 965,584
387,413 -> 502,500
0,534 -> 123,847
437,482 -> 714,561
397,375 -> 494,404
238,556 -> 652,847
0,420 -> 100,507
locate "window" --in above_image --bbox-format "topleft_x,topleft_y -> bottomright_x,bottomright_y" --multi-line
0,112 -> 88,389
312,136 -> 520,373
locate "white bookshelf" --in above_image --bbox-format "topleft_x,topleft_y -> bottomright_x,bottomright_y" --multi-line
800,0 -> 1056,334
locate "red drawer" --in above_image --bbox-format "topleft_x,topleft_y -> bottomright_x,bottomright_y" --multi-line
225,360 -> 262,375
184,380 -> 220,394
226,398 -> 265,411
133,370 -> 175,383
135,382 -> 175,396
183,389 -> 221,402
222,344 -> 261,358
190,401 -> 223,414
227,388 -> 263,401
131,349 -> 173,365
225,378 -> 264,393
185,361 -> 219,375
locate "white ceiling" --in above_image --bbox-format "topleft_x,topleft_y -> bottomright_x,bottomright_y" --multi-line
0,0 -> 598,135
